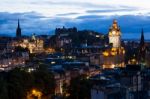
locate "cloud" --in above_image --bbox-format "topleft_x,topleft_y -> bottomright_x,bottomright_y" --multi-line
30,1 -> 105,8
77,15 -> 103,19
0,12 -> 78,36
0,12 -> 50,36
56,13 -> 80,16
0,11 -> 150,40
74,14 -> 150,39
75,14 -> 150,31
86,7 -> 138,13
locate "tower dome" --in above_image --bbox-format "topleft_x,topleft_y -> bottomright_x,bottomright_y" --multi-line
108,20 -> 121,48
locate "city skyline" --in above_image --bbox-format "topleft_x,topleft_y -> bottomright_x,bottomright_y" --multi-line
0,1 -> 150,98
0,0 -> 150,39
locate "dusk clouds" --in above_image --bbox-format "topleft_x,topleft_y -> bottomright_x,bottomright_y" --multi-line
0,0 -> 150,39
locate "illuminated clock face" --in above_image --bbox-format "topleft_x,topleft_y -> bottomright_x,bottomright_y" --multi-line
112,31 -> 116,35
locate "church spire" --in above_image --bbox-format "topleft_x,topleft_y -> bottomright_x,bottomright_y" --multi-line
18,19 -> 20,28
16,19 -> 22,37
139,28 -> 146,63
140,28 -> 144,46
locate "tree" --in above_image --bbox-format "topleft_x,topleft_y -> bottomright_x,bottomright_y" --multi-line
33,64 -> 56,98
67,75 -> 91,99
0,72 -> 9,99
0,64 -> 56,99
7,68 -> 34,99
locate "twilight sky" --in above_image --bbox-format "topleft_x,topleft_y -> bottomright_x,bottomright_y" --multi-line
0,0 -> 150,39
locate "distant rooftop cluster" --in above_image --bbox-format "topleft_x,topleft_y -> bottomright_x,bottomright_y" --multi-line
0,19 -> 150,99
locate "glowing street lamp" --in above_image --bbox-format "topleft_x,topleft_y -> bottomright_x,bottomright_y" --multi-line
27,89 -> 42,99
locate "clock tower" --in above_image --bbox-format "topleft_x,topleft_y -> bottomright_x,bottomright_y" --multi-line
102,19 -> 125,69
108,20 -> 121,48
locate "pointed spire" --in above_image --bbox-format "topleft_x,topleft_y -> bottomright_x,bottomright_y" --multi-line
113,19 -> 117,24
139,28 -> 146,63
141,28 -> 144,38
112,19 -> 119,29
140,28 -> 145,46
18,19 -> 20,28
16,19 -> 21,37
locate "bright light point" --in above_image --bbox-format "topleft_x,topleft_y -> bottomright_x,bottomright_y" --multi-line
51,61 -> 56,64
103,51 -> 109,56
111,64 -> 115,68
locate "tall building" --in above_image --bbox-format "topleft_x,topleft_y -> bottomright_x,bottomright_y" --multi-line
139,29 -> 146,63
108,19 -> 121,48
16,19 -> 22,37
101,20 -> 125,69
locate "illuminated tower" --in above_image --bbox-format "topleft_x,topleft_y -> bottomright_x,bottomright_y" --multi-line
108,20 -> 121,48
16,19 -> 22,37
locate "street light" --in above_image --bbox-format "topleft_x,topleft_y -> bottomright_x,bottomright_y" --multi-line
27,89 -> 42,99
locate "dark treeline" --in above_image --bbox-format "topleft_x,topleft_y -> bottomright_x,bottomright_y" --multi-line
0,65 -> 55,99
66,75 -> 91,99
0,65 -> 92,99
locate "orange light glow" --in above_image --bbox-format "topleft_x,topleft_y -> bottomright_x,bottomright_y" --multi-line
27,89 -> 42,99
103,51 -> 109,56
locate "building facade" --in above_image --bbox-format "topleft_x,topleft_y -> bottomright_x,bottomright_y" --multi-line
8,35 -> 44,54
108,19 -> 121,48
101,20 -> 125,69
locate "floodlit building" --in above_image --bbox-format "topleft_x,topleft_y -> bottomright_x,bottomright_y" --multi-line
101,20 -> 125,69
8,35 -> 44,54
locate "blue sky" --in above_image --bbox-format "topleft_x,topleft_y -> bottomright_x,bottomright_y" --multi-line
0,0 -> 150,39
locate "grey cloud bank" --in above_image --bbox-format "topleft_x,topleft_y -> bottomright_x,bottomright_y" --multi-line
0,11 -> 150,40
